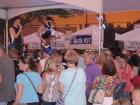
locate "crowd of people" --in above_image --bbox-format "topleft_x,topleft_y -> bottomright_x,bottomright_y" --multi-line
0,15 -> 140,105
0,44 -> 140,105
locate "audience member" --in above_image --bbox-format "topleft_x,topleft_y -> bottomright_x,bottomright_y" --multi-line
42,57 -> 60,105
9,48 -> 22,78
132,87 -> 140,105
129,50 -> 140,77
13,57 -> 43,105
114,50 -> 133,98
92,60 -> 120,105
59,50 -> 86,105
83,51 -> 101,105
131,68 -> 140,88
0,46 -> 15,105
112,98 -> 132,105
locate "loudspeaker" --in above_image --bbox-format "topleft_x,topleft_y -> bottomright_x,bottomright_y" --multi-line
115,41 -> 124,50
103,28 -> 115,49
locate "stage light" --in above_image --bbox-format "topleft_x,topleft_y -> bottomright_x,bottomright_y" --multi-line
102,23 -> 106,29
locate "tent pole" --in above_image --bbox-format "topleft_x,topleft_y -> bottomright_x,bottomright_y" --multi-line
98,0 -> 103,54
101,0 -> 104,53
5,8 -> 9,54
99,13 -> 101,54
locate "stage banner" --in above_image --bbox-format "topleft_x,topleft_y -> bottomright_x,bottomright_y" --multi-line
51,41 -> 65,49
125,41 -> 140,50
70,35 -> 92,44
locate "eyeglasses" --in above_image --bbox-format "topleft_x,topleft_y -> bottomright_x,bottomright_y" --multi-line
86,50 -> 92,52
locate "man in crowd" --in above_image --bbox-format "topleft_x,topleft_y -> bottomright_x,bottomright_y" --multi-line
0,46 -> 15,105
132,87 -> 140,105
83,51 -> 101,105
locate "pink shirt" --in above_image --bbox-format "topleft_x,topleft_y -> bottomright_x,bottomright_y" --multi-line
120,64 -> 133,92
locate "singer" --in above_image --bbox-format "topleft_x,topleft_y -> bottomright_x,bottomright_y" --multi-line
9,17 -> 23,55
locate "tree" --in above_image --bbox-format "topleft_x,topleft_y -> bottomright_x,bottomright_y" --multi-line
9,9 -> 84,26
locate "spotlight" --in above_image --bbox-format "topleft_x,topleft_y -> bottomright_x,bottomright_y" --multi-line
102,23 -> 106,29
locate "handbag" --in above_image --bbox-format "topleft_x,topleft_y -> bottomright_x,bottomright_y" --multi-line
56,68 -> 77,105
92,87 -> 105,104
88,77 -> 105,104
23,73 -> 42,105
88,89 -> 95,103
113,82 -> 126,100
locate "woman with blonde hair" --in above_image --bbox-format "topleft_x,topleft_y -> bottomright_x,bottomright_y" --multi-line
51,52 -> 65,72
42,57 -> 60,105
59,50 -> 86,105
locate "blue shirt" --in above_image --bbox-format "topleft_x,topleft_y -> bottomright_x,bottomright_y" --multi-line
16,72 -> 42,104
60,67 -> 86,105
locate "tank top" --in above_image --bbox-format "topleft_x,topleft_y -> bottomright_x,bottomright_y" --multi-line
9,26 -> 23,52
42,73 -> 59,102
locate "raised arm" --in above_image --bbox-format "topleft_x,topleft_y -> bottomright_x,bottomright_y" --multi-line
9,26 -> 22,38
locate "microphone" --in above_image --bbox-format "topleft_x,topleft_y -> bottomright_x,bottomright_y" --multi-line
19,24 -> 23,30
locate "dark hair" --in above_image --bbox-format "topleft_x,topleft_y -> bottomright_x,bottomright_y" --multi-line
8,48 -> 18,58
14,17 -> 20,22
19,56 -> 26,63
138,67 -> 140,75
129,54 -> 140,67
19,56 -> 37,71
102,60 -> 116,76
113,48 -> 123,58
46,16 -> 54,21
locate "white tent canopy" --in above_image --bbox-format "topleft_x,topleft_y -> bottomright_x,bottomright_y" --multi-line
24,30 -> 64,44
23,32 -> 41,49
115,28 -> 140,50
65,25 -> 99,49
23,32 -> 41,44
0,0 -> 140,19
0,0 -> 87,19
53,0 -> 140,13
115,28 -> 140,42
23,30 -> 65,49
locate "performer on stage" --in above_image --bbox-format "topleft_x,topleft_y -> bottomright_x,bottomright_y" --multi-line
9,17 -> 23,55
37,16 -> 55,56
42,16 -> 55,39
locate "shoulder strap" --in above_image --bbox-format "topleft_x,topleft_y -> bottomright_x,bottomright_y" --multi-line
97,76 -> 104,88
48,74 -> 56,86
64,68 -> 78,98
23,73 -> 37,92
